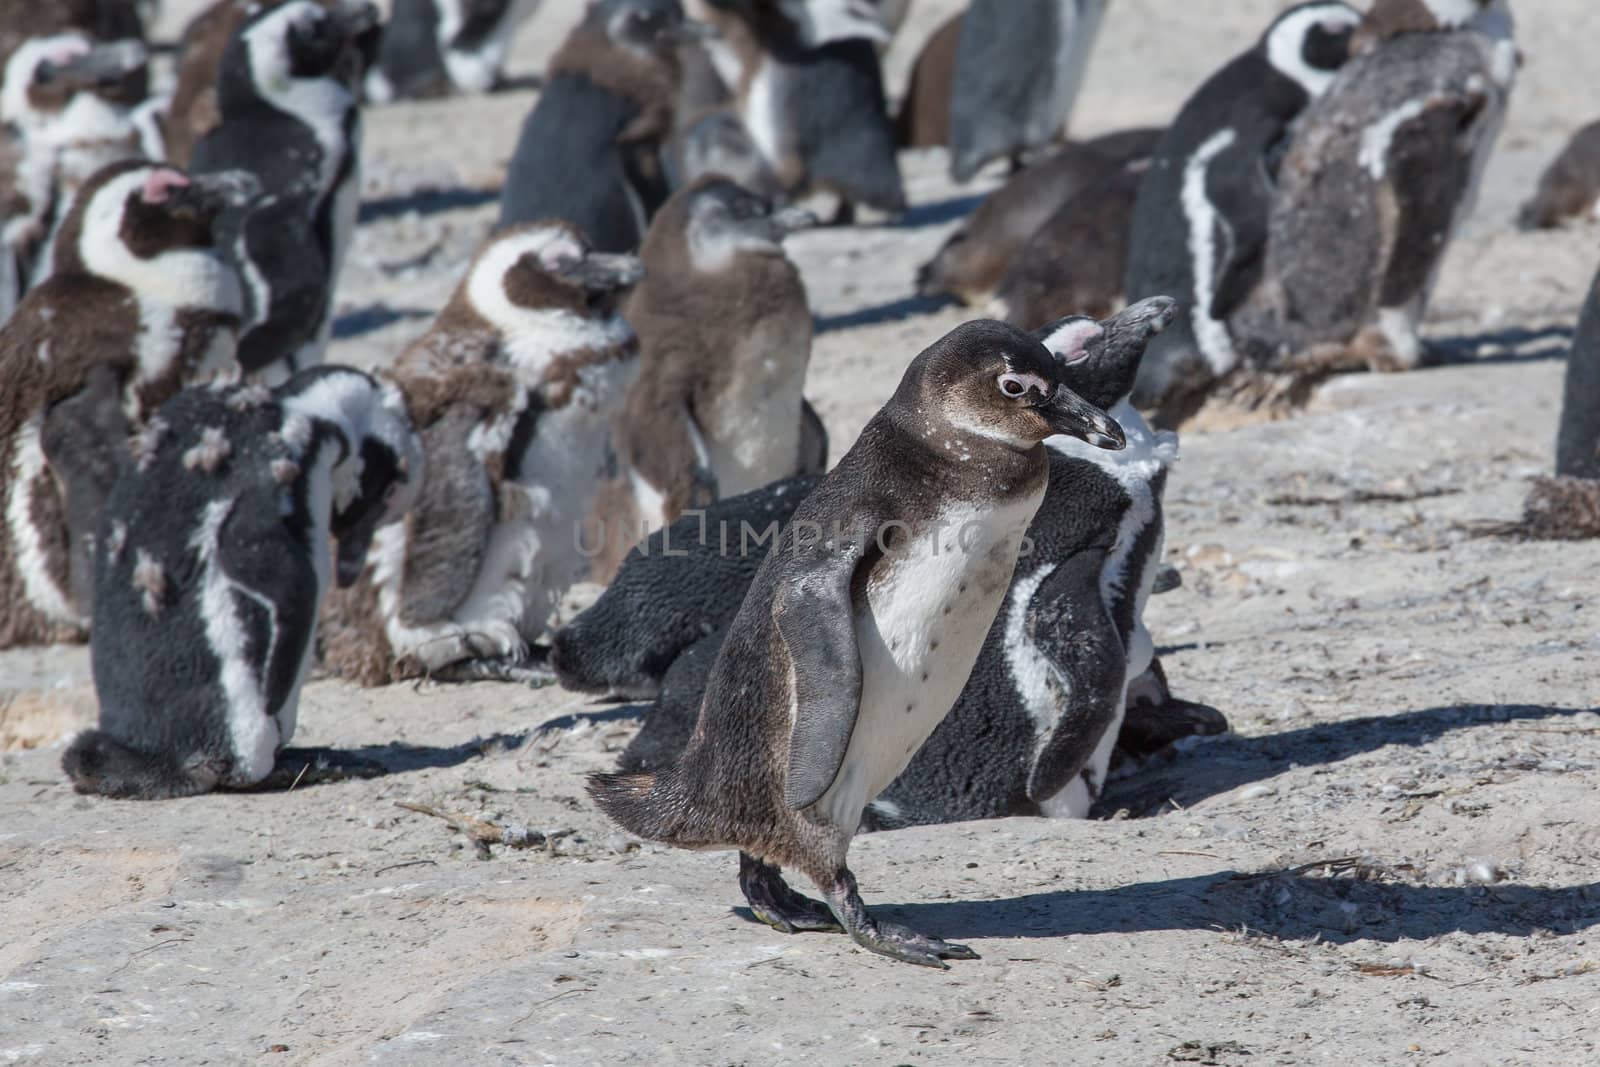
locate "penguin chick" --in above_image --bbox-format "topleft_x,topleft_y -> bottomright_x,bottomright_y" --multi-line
1521,119 -> 1600,231
320,221 -> 643,684
61,366 -> 421,799
1229,0 -> 1515,387
947,0 -> 1110,183
1125,1 -> 1360,427
366,0 -> 542,103
586,176 -> 818,582
894,13 -> 960,149
189,0 -> 379,382
498,0 -> 707,252
916,128 -> 1161,307
0,160 -> 250,649
698,0 -> 904,220
589,318 -> 1125,968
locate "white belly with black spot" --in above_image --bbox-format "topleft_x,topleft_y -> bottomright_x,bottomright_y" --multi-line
814,491 -> 1042,833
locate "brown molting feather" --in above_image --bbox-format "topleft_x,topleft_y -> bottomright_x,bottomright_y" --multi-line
181,425 -> 232,472
131,548 -> 165,617
319,574 -> 405,686
164,0 -> 255,168
1352,0 -> 1450,52
388,361 -> 523,430
548,21 -> 680,145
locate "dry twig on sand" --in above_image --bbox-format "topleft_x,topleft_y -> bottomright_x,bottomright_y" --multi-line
395,800 -> 573,857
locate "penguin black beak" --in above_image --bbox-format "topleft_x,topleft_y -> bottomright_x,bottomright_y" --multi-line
558,252 -> 646,294
166,170 -> 262,222
1042,387 -> 1125,451
41,40 -> 148,102
769,206 -> 818,239
1038,296 -> 1179,410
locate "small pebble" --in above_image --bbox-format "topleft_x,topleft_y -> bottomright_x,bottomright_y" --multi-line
1238,784 -> 1278,801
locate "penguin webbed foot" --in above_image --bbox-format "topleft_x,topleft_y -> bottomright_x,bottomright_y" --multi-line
823,867 -> 979,969
738,852 -> 842,934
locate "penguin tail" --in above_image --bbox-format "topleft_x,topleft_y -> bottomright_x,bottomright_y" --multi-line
61,730 -> 225,800
587,768 -> 717,847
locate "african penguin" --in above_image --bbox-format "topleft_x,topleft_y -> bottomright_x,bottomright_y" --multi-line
1125,1 -> 1360,427
665,109 -> 784,200
498,0 -> 706,252
1521,119 -> 1600,231
0,160 -> 250,650
916,127 -> 1161,308
589,318 -> 1126,968
0,0 -> 146,75
162,0 -> 254,170
894,13 -> 960,149
189,0 -> 378,381
365,0 -> 542,104
1228,0 -> 1515,389
585,176 -> 820,582
60,365 -> 421,799
320,221 -> 643,684
947,0 -> 1109,183
697,0 -> 905,221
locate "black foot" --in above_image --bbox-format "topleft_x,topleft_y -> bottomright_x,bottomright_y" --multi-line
823,868 -> 978,969
429,649 -> 556,687
739,852 -> 843,934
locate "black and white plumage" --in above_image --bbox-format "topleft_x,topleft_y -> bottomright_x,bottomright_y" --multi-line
1125,1 -> 1360,424
946,0 -> 1109,183
1231,0 -> 1517,378
365,0 -> 542,103
61,366 -> 422,799
189,0 -> 377,382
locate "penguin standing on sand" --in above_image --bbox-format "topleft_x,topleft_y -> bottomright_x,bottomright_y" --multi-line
62,366 -> 420,799
589,318 -> 1126,967
499,0 -> 705,252
586,176 -> 821,581
947,0 -> 1110,183
189,0 -> 378,381
1125,1 -> 1360,425
0,160 -> 250,650
365,0 -> 542,104
1231,0 -> 1517,380
320,222 -> 643,684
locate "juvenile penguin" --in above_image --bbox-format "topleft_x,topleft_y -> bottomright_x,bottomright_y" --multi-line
1521,119 -> 1600,231
320,221 -> 643,684
586,176 -> 819,581
894,13 -> 960,149
61,366 -> 421,799
498,0 -> 704,252
1125,1 -> 1360,425
916,127 -> 1161,307
0,160 -> 249,649
162,0 -> 254,170
189,0 -> 378,380
1229,0 -> 1515,383
947,0 -> 1109,182
698,0 -> 905,220
588,318 -> 1125,967
365,0 -> 542,103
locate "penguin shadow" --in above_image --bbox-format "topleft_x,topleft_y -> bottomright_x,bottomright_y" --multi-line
494,73 -> 546,94
331,303 -> 435,340
1095,702 -> 1595,819
814,294 -> 956,334
893,192 -> 987,229
529,705 -> 649,735
232,733 -> 533,792
1425,324 -> 1574,366
356,187 -> 501,224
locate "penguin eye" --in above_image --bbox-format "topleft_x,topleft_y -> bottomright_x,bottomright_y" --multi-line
998,374 -> 1031,398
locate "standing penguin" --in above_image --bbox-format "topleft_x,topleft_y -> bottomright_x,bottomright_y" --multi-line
586,176 -> 820,581
589,319 -> 1126,967
1125,1 -> 1360,425
0,160 -> 250,650
946,0 -> 1110,183
320,221 -> 643,684
1521,119 -> 1600,231
697,0 -> 904,221
189,0 -> 378,381
365,0 -> 542,104
60,366 -> 421,799
162,0 -> 254,170
894,13 -> 960,149
0,0 -> 145,74
498,0 -> 705,252
1230,0 -> 1517,380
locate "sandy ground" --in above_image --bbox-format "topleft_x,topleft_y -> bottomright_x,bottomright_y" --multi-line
3,1 -> 1600,1063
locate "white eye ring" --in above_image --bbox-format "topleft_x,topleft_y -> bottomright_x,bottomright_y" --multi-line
998,372 -> 1040,398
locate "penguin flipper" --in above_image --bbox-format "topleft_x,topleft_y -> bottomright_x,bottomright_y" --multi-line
216,503 -> 319,717
40,365 -> 130,612
1023,549 -> 1127,805
618,395 -> 719,516
398,406 -> 494,623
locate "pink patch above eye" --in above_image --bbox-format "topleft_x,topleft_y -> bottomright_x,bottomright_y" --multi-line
45,39 -> 91,66
1043,319 -> 1103,363
141,170 -> 191,204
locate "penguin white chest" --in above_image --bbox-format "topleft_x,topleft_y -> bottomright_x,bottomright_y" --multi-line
705,309 -> 809,496
815,491 -> 1042,831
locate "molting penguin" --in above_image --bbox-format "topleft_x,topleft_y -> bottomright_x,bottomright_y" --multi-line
1124,1 -> 1360,426
1229,0 -> 1516,389
162,0 -> 254,170
586,176 -> 820,582
365,0 -> 542,104
320,221 -> 643,684
588,318 -> 1125,967
1521,119 -> 1600,231
894,13 -> 960,149
61,366 -> 421,799
0,160 -> 249,650
916,127 -> 1161,308
946,0 -> 1109,183
189,0 -> 378,381
698,0 -> 905,221
498,0 -> 705,252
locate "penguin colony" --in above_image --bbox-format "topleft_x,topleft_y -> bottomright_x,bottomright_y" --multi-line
0,0 -> 1593,971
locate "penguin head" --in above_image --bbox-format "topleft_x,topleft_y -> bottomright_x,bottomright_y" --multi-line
897,320 -> 1126,453
1,33 -> 149,128
703,0 -> 889,49
228,0 -> 378,106
1034,296 -> 1179,411
1262,2 -> 1361,97
436,0 -> 540,93
674,175 -> 816,273
595,0 -> 711,56
469,221 -> 645,330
